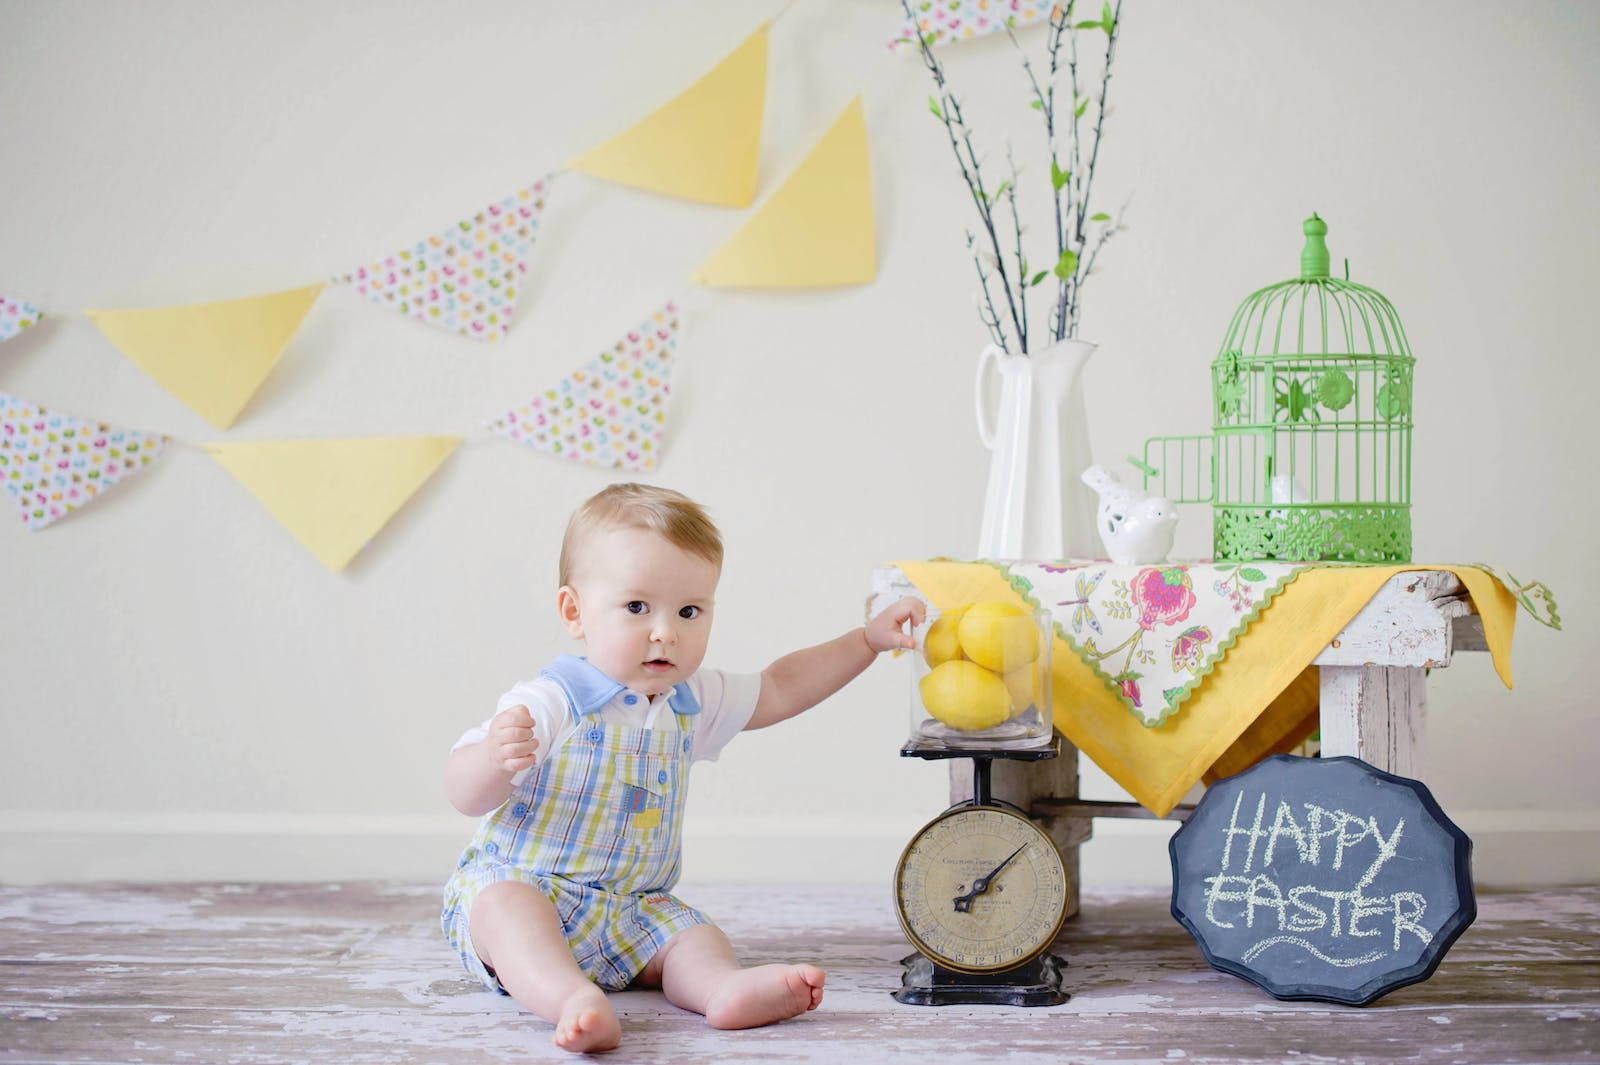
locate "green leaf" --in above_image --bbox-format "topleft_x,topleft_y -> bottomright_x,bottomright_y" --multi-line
1030,98 -> 1043,110
1073,19 -> 1101,28
1101,0 -> 1115,32
1050,159 -> 1069,191
1075,97 -> 1089,118
994,180 -> 1011,200
1091,212 -> 1111,222
928,95 -> 944,121
1053,248 -> 1079,280
1030,270 -> 1050,287
1240,567 -> 1268,582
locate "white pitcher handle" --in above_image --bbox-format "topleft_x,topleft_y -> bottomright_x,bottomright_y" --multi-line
974,343 -> 1002,450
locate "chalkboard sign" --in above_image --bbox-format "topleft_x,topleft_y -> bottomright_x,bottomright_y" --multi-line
1169,755 -> 1474,1006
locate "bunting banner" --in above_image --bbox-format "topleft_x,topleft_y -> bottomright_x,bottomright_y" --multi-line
334,178 -> 553,342
85,284 -> 324,430
890,1 -> 1053,50
1,297 -> 44,345
0,392 -> 167,530
570,24 -> 768,207
486,302 -> 679,472
692,96 -> 875,288
205,436 -> 460,572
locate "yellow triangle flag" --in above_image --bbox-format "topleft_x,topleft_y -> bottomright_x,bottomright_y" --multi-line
569,25 -> 768,206
86,285 -> 323,430
206,436 -> 459,572
692,97 -> 875,287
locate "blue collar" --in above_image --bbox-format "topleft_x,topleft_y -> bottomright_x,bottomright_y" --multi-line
539,654 -> 701,717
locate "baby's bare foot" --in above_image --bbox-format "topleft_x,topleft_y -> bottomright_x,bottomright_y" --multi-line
704,964 -> 825,1030
552,988 -> 620,1053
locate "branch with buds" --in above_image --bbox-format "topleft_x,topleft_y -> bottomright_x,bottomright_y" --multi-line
904,0 -> 1127,353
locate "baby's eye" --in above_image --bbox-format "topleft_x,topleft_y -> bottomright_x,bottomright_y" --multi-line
626,601 -> 648,615
678,605 -> 701,620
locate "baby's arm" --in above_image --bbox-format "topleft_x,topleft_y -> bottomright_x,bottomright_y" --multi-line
445,706 -> 540,816
744,596 -> 925,731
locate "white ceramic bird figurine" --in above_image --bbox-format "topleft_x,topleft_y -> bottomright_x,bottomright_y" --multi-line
1080,465 -> 1180,565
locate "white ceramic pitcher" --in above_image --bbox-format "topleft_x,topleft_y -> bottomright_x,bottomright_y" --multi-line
974,336 -> 1098,560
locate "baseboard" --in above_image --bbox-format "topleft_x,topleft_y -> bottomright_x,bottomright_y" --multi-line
1,810 -> 1594,887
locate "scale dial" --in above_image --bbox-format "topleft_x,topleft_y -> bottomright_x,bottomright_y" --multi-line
894,803 -> 1069,974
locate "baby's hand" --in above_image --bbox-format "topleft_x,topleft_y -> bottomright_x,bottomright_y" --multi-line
488,705 -> 540,774
865,596 -> 926,653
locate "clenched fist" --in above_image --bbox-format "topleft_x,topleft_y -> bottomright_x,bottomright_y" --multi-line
489,705 -> 540,773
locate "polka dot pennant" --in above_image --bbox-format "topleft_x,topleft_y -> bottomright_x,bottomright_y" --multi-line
890,0 -> 1053,50
0,296 -> 43,345
0,392 -> 167,531
335,177 -> 552,342
485,303 -> 678,472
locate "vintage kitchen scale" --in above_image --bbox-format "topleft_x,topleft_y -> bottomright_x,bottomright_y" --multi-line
893,734 -> 1071,1006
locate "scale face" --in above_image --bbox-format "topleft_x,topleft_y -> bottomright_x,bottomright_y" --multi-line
895,803 -> 1069,974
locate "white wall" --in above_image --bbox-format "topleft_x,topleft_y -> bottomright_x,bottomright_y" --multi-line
1,0 -> 1593,889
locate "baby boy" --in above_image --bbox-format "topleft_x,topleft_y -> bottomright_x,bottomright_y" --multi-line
442,482 -> 922,1052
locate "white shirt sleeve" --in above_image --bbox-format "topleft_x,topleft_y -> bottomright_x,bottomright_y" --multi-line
687,668 -> 762,763
451,678 -> 572,785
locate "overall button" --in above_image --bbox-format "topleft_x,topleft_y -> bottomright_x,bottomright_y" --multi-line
512,804 -> 528,818
624,694 -> 639,706
484,842 -> 499,856
658,769 -> 669,785
682,738 -> 693,753
587,727 -> 604,743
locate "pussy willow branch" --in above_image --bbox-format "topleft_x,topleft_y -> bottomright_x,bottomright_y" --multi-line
1011,8 -> 1071,340
1066,0 -> 1122,338
1005,144 -> 1029,354
903,0 -> 1024,353
968,232 -> 1009,351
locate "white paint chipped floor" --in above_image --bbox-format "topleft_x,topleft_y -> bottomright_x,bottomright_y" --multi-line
2,882 -> 1596,1064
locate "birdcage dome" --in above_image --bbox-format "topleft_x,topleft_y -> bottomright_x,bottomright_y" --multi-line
1207,215 -> 1415,563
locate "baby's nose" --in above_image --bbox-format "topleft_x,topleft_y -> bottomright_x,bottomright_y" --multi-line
651,621 -> 678,644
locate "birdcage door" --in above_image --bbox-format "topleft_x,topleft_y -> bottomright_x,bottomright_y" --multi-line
1136,435 -> 1215,504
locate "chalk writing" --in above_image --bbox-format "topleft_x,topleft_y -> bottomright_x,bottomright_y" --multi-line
1201,789 -> 1434,964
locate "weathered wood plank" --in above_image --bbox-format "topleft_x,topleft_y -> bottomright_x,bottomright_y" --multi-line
2,884 -> 1595,1065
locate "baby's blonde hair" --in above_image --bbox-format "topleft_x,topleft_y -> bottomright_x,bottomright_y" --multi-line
558,482 -> 723,587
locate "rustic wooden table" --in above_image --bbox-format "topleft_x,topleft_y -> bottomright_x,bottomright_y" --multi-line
872,567 -> 1488,915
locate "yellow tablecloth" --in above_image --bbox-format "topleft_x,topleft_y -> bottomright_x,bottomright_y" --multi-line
894,562 -> 1519,817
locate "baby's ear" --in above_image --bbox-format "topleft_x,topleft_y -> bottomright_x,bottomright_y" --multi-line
556,585 -> 584,638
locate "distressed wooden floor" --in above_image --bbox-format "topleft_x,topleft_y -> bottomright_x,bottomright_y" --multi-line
1,882 -> 1595,1064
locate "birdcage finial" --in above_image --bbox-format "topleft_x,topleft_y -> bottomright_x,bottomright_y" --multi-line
1301,213 -> 1330,280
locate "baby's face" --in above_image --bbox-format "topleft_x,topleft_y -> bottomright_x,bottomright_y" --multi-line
562,525 -> 720,695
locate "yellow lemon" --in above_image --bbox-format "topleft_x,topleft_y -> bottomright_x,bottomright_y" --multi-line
922,606 -> 969,668
919,660 -> 1011,731
957,601 -> 1041,672
1002,664 -> 1042,715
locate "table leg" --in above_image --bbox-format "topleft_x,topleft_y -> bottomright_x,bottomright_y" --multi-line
948,736 -> 1093,919
1317,664 -> 1427,777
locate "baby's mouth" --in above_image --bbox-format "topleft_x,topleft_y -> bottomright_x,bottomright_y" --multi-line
643,657 -> 674,672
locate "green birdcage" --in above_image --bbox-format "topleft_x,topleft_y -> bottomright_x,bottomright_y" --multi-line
1137,214 -> 1415,562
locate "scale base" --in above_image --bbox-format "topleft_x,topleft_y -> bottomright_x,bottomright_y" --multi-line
892,951 -> 1069,1007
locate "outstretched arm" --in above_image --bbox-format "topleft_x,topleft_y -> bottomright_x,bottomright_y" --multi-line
745,597 -> 925,731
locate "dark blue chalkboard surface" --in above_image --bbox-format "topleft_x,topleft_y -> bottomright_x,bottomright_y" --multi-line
1169,755 -> 1474,1006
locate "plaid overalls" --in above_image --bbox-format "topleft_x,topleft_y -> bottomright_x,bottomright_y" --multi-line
441,656 -> 712,991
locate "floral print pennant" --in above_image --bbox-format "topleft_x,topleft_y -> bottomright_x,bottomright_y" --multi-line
485,302 -> 678,472
335,177 -> 552,342
0,392 -> 167,530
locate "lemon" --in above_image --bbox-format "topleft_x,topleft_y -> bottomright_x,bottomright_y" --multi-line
922,606 -> 968,668
1002,664 -> 1042,714
957,601 -> 1041,672
919,660 -> 1011,731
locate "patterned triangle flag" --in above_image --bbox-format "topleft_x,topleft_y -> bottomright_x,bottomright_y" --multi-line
486,303 -> 679,472
569,26 -> 767,206
890,0 -> 1053,50
691,97 -> 875,287
206,436 -> 460,572
1,296 -> 44,345
335,178 -> 552,343
0,392 -> 167,530
85,284 -> 324,430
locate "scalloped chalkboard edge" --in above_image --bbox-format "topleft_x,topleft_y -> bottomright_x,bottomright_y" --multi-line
1166,754 -> 1477,1007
